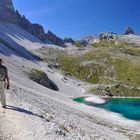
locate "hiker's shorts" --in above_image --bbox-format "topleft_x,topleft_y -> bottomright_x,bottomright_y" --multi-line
0,81 -> 6,106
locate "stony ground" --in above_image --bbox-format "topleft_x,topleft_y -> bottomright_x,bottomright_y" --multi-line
0,23 -> 140,140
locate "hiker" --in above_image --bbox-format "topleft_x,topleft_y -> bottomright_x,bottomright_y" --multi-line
0,58 -> 10,108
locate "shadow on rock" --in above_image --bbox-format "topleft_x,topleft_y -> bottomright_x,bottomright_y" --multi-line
5,105 -> 45,119
40,78 -> 59,91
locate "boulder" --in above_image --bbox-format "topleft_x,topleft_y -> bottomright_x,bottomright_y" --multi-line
29,69 -> 59,91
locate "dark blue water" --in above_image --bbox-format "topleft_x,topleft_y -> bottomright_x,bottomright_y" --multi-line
73,97 -> 140,121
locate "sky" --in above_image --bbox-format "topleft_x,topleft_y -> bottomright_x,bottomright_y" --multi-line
12,0 -> 140,39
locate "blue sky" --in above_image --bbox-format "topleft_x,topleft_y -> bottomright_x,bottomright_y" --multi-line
13,0 -> 140,39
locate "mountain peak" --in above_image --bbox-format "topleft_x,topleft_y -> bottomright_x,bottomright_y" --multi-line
0,0 -> 14,10
124,26 -> 135,35
0,0 -> 15,22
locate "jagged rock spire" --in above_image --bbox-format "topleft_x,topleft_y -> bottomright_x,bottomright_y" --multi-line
46,30 -> 65,47
124,26 -> 135,35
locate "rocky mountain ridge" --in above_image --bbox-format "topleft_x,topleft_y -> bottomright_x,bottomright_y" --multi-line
82,28 -> 135,44
0,0 -> 136,48
0,0 -> 65,47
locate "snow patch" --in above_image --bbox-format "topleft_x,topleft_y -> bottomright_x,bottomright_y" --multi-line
85,97 -> 106,104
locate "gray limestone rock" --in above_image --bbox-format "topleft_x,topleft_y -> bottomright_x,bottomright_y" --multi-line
46,31 -> 65,47
0,0 -> 16,23
64,37 -> 74,44
124,26 -> 135,35
99,32 -> 116,40
32,24 -> 46,42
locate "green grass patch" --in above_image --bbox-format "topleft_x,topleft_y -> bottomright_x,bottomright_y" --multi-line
90,85 -> 140,97
74,41 -> 84,48
111,59 -> 140,87
91,41 -> 140,57
59,50 -> 140,87
91,41 -> 117,48
28,69 -> 46,78
110,85 -> 140,97
59,54 -> 106,83
51,40 -> 140,96
121,45 -> 140,56
59,44 -> 140,96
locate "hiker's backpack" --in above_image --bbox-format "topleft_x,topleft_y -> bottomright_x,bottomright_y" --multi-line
0,65 -> 7,81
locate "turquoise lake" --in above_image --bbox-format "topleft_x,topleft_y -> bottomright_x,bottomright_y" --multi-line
73,97 -> 140,121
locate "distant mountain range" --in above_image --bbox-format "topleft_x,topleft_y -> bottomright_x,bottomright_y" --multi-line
0,0 -> 136,48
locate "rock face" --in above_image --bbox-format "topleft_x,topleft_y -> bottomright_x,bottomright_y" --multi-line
0,0 -> 14,10
0,0 -> 65,46
99,32 -> 116,40
32,24 -> 46,42
16,12 -> 35,36
64,37 -> 74,44
46,31 -> 65,47
0,0 -> 15,23
82,35 -> 98,43
124,27 -> 135,35
80,40 -> 89,47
